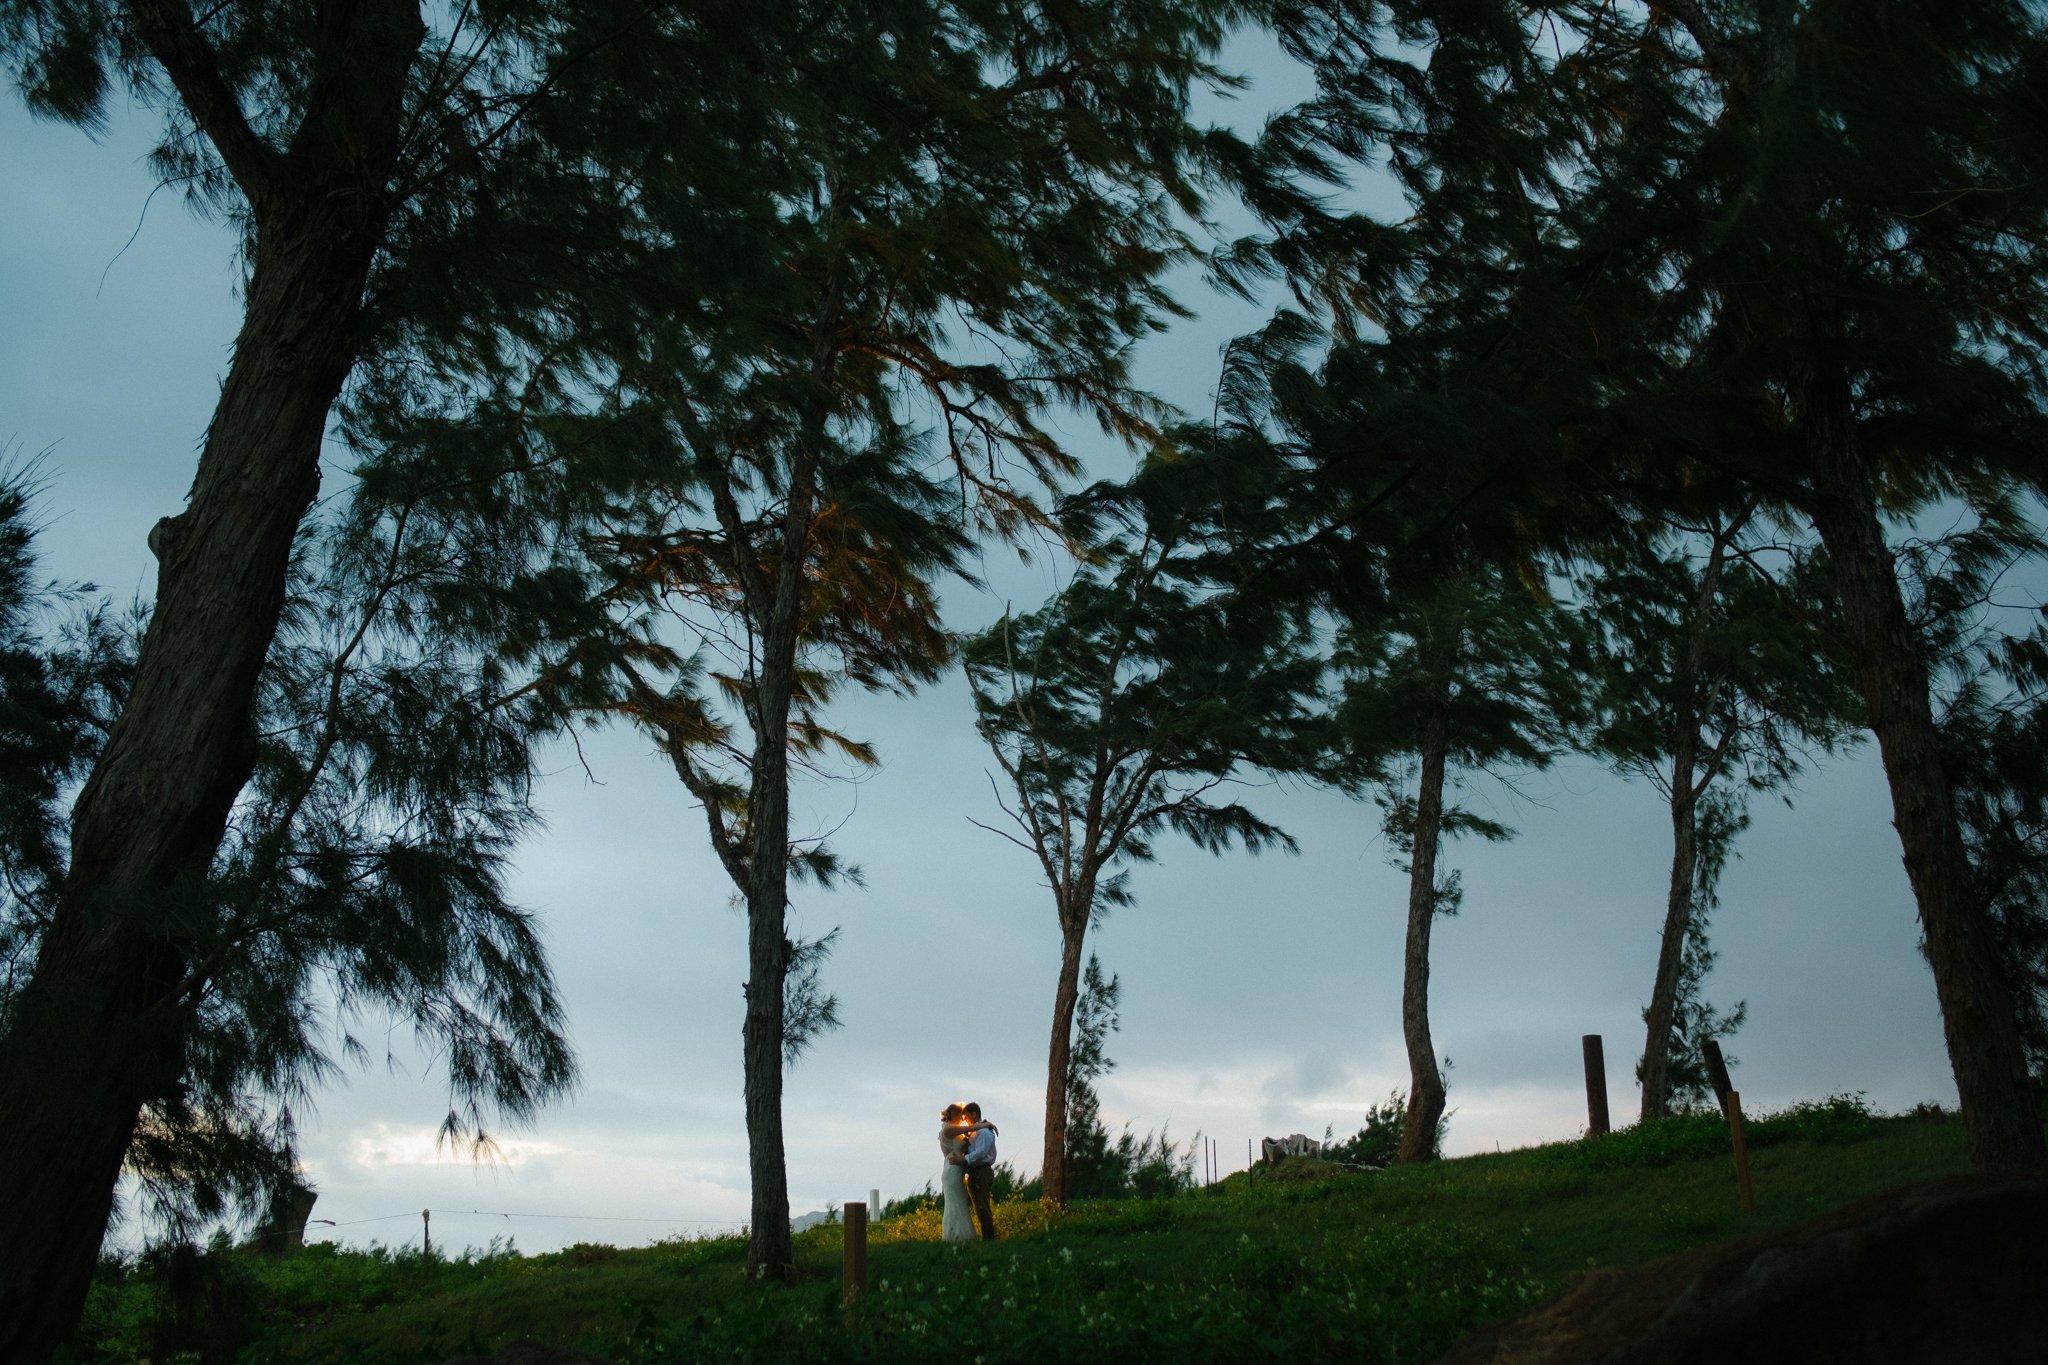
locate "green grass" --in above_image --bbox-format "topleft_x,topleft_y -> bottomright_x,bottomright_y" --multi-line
68,1099 -> 1976,1364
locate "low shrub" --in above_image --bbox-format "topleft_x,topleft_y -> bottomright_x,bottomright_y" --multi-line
1324,1091 -> 1415,1168
1567,1092 -> 1879,1174
1748,1093 -> 1877,1147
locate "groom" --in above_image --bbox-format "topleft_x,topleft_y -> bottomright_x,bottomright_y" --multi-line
962,1102 -> 999,1240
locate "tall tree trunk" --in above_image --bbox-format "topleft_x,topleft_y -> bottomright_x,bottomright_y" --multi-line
1399,673 -> 1454,1164
737,268 -> 843,1277
1640,767 -> 1699,1122
1640,526 -> 1731,1122
0,6 -> 423,1355
738,490 -> 816,1282
740,815 -> 793,1280
1040,905 -> 1089,1207
1801,371 -> 2047,1175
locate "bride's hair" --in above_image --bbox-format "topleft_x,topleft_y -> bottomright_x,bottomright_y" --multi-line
940,1103 -> 966,1123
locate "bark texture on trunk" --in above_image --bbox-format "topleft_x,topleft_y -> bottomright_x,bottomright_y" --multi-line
1668,0 -> 2043,1177
1399,674 -> 1453,1164
1639,778 -> 1699,1123
738,482 -> 814,1282
0,5 -> 424,1356
1802,382 -> 2046,1174
1040,910 -> 1090,1207
740,853 -> 793,1279
1640,531 -> 1729,1123
736,273 -> 843,1279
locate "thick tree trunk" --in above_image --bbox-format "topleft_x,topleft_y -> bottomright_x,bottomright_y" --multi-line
1801,376 -> 2046,1175
1399,679 -> 1453,1164
1040,909 -> 1089,1207
0,7 -> 423,1356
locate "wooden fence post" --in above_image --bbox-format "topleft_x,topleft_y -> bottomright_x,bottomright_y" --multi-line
1726,1091 -> 1756,1213
1582,1034 -> 1611,1137
842,1201 -> 868,1309
1701,1042 -> 1755,1212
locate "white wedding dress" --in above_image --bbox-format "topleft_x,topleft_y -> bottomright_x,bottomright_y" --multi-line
939,1131 -> 974,1241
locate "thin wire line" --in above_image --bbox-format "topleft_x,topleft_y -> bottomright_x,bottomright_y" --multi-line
313,1209 -> 748,1230
435,1210 -> 747,1225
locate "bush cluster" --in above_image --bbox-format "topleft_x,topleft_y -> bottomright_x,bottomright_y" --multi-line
1567,1092 -> 1878,1173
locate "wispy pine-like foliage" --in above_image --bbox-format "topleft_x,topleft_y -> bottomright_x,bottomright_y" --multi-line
339,0 -> 1268,1270
1,475 -> 579,1240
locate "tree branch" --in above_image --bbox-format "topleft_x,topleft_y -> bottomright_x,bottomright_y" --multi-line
126,0 -> 283,209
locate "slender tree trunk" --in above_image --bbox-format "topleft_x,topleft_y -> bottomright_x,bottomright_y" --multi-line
1801,371 -> 2047,1175
1041,905 -> 1090,1207
738,493 -> 816,1282
1640,528 -> 1731,1122
737,263 -> 845,1277
1399,673 -> 1453,1164
738,622 -> 798,1277
1640,767 -> 1699,1122
0,6 -> 422,1355
740,815 -> 793,1280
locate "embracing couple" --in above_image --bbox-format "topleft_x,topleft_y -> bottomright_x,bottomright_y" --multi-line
937,1102 -> 999,1242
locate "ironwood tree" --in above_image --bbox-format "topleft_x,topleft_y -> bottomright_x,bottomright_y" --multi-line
1576,510 -> 1859,1120
963,462 -> 1320,1205
0,2 -> 685,1351
1214,67 -> 1598,1162
350,0 -> 1260,1275
1904,516 -> 2048,1090
1614,0 -> 2048,1172
0,469 -> 584,1352
1336,548 -> 1582,1163
1257,0 -> 2048,1171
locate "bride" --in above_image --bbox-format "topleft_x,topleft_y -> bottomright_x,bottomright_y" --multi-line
938,1103 -> 979,1242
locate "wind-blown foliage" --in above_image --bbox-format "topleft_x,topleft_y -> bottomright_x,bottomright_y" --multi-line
1907,514 -> 2048,1084
0,473 -> 128,957
1062,953 -> 1120,1198
2,482 -> 580,1244
965,467 -> 1321,1203
0,2 -> 699,1351
1250,0 -> 2048,1173
1576,510 -> 1858,1118
343,0 -> 1264,1277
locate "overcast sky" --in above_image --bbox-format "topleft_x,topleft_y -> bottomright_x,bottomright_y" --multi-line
1,42 -> 1962,1258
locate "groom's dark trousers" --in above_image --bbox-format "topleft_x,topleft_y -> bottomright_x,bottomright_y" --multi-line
965,1164 -> 999,1240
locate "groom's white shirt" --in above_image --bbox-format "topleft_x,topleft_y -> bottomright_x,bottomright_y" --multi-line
965,1126 -> 997,1164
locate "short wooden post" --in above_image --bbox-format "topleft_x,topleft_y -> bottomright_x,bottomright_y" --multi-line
841,1201 -> 867,1308
1726,1091 -> 1756,1213
1702,1040 -> 1734,1108
421,1209 -> 431,1267
1582,1034 -> 1611,1137
1701,1042 -> 1754,1212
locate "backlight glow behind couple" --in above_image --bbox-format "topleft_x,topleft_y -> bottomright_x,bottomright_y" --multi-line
937,1102 -> 999,1241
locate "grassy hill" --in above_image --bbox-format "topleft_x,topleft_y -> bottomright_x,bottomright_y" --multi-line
71,1097 -> 1976,1364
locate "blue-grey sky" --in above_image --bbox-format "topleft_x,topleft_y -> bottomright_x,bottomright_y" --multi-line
1,46 -> 1958,1258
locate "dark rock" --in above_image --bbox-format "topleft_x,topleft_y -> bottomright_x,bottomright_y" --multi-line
1435,1174 -> 2048,1365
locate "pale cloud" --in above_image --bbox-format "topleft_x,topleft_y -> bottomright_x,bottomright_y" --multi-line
348,1124 -> 569,1171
